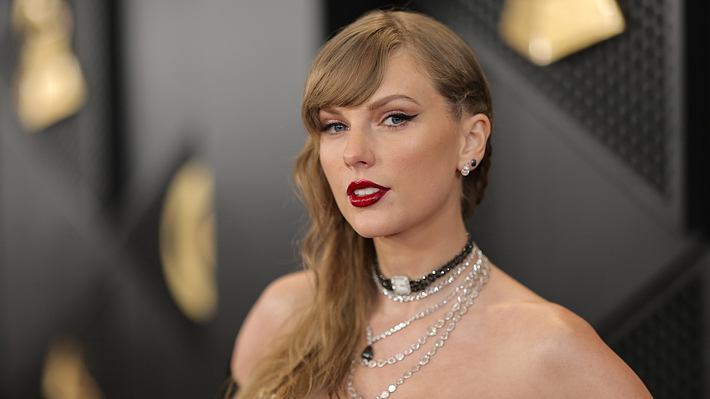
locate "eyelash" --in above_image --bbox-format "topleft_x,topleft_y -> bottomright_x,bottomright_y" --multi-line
320,113 -> 418,134
383,113 -> 417,128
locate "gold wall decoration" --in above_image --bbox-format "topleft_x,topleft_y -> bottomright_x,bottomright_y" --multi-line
500,0 -> 625,66
41,338 -> 104,399
160,159 -> 218,323
12,0 -> 87,132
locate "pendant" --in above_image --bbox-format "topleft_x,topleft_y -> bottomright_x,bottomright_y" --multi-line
361,345 -> 374,361
390,276 -> 411,295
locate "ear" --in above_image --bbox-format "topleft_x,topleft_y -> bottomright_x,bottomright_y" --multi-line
458,113 -> 491,170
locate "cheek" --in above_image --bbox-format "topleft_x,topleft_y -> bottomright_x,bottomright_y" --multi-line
391,133 -> 457,190
318,142 -> 343,194
400,157 -> 454,204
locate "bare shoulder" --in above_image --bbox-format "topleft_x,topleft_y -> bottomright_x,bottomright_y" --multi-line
498,301 -> 653,398
473,266 -> 652,397
230,270 -> 315,385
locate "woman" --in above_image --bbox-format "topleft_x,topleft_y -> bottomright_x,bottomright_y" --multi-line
227,9 -> 652,399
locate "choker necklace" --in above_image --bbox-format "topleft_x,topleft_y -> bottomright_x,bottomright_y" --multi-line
347,253 -> 491,399
375,252 -> 470,303
372,234 -> 474,296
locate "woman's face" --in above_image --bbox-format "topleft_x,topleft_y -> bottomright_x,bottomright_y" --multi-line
317,50 -> 488,238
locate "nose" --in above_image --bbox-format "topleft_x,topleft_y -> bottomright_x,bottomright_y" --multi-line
343,128 -> 375,168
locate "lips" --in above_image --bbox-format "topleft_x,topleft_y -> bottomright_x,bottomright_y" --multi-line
347,180 -> 390,208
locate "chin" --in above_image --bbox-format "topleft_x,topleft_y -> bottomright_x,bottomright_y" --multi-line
345,215 -> 403,239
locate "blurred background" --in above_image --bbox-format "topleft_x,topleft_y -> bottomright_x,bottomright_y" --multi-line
1,0 -> 708,398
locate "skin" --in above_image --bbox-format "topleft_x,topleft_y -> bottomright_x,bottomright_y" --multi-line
231,50 -> 653,398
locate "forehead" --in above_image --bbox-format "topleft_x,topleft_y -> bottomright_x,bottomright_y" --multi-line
374,50 -> 434,97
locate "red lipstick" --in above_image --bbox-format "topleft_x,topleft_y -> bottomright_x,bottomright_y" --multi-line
347,180 -> 390,208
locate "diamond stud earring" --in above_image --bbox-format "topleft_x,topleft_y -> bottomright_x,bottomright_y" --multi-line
460,159 -> 477,176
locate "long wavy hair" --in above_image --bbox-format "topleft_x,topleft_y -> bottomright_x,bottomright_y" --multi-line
234,9 -> 493,398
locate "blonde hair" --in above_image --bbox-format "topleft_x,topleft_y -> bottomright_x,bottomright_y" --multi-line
235,9 -> 493,398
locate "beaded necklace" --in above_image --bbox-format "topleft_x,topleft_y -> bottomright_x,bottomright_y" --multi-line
372,234 -> 474,296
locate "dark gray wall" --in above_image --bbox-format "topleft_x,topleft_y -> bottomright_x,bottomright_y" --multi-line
110,0 -> 322,395
2,0 -> 321,397
1,1 -> 116,397
120,0 -> 321,300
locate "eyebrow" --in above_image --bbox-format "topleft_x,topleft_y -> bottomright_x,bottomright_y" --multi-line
319,94 -> 420,116
367,94 -> 420,111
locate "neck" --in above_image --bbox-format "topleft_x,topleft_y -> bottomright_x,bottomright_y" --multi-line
372,206 -> 470,280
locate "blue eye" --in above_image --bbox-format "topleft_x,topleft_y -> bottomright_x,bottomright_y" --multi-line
322,122 -> 348,134
383,113 -> 416,128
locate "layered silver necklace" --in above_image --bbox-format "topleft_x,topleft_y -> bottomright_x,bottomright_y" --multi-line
347,247 -> 490,399
362,250 -> 481,367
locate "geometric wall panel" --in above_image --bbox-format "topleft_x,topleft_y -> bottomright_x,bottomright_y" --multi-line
451,0 -> 677,196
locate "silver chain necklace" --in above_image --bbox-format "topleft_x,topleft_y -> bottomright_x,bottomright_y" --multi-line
369,249 -> 480,344
347,254 -> 491,399
362,255 -> 483,368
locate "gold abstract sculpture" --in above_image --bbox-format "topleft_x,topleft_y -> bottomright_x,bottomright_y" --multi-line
500,0 -> 625,66
160,159 -> 218,323
41,338 -> 104,399
13,0 -> 87,132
